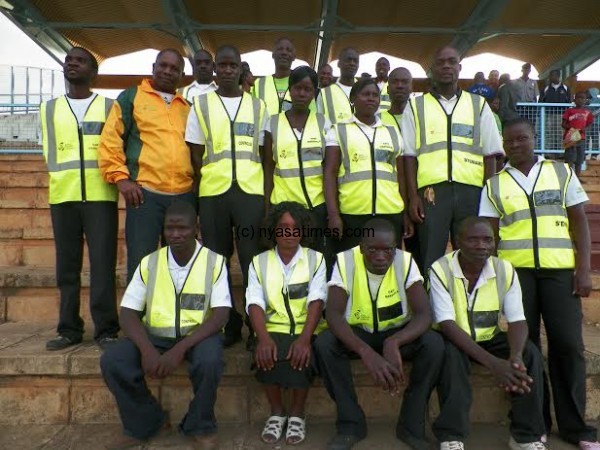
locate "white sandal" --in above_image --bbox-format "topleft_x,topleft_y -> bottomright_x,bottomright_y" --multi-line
286,416 -> 306,445
261,415 -> 287,443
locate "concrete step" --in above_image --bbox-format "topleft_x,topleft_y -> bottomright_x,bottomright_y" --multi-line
1,323 -> 599,427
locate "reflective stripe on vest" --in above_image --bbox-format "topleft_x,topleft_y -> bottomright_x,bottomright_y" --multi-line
413,92 -> 485,188
194,91 -> 264,196
41,95 -> 117,203
270,112 -> 326,208
322,83 -> 353,124
255,75 -> 291,115
486,161 -> 574,269
339,246 -> 411,333
432,252 -> 511,342
336,122 -> 404,215
142,246 -> 219,338
255,247 -> 323,335
379,81 -> 391,110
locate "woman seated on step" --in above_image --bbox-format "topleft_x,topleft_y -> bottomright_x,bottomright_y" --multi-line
246,201 -> 327,445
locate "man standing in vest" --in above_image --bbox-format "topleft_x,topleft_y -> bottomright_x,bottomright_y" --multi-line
101,201 -> 230,450
402,46 -> 503,271
186,44 -> 268,348
179,49 -> 217,103
99,49 -> 195,284
480,118 -> 599,449
315,219 -> 444,450
375,57 -> 391,111
317,48 -> 359,124
430,217 -> 546,450
40,47 -> 119,351
252,37 -> 297,115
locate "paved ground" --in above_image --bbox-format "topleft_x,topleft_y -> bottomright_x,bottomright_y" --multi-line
0,422 -> 586,450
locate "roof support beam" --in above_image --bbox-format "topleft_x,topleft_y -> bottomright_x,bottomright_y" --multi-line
313,0 -> 339,70
2,0 -> 72,65
539,36 -> 600,80
161,0 -> 203,60
451,0 -> 510,56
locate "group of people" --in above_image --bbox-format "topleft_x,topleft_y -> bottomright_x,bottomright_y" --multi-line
37,38 -> 599,450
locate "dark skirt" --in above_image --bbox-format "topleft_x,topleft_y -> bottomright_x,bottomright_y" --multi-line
255,332 -> 317,389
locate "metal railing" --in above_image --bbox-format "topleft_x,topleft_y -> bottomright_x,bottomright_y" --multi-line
516,102 -> 600,156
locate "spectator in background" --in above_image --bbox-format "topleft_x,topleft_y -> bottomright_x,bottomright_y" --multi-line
240,66 -> 254,93
360,72 -> 372,79
539,69 -> 571,152
512,63 -> 539,103
497,73 -> 519,124
375,57 -> 391,110
318,64 -> 334,89
562,91 -> 594,177
488,69 -> 500,91
468,72 -> 495,100
178,49 -> 217,102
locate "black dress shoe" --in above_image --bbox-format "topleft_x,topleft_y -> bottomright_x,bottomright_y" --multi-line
96,336 -> 119,351
327,434 -> 364,450
46,336 -> 81,351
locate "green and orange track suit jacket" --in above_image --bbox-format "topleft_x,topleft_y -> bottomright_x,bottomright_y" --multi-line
99,79 -> 193,194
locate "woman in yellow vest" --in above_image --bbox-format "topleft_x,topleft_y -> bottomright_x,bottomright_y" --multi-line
324,77 -> 412,253
264,66 -> 332,264
246,202 -> 326,445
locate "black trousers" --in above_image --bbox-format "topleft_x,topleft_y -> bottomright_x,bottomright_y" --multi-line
50,201 -> 119,341
417,182 -> 482,271
100,334 -> 224,439
336,213 -> 404,254
125,188 -> 196,283
433,333 -> 545,443
516,268 -> 597,444
198,184 -> 265,335
314,328 -> 444,442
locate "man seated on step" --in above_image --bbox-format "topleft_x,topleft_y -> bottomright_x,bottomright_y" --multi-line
315,218 -> 445,450
100,201 -> 230,450
429,217 -> 546,450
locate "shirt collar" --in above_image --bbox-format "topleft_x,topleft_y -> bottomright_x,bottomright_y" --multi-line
502,155 -> 544,172
191,80 -> 217,89
141,78 -> 187,103
429,86 -> 462,101
351,115 -> 383,128
167,240 -> 201,269
450,250 -> 495,281
275,245 -> 304,268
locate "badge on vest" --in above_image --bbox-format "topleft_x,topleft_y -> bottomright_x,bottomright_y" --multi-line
180,294 -> 206,311
451,123 -> 474,139
533,189 -> 562,206
234,123 -> 255,137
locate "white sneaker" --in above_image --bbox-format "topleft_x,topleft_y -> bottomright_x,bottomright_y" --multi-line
441,442 -> 465,450
509,436 -> 547,449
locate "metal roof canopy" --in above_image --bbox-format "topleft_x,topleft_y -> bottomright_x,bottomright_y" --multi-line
2,0 -> 600,80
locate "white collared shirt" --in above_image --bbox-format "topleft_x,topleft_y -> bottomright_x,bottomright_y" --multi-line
479,156 -> 589,218
245,245 -> 327,314
120,240 -> 232,311
182,80 -> 218,102
400,91 -> 503,157
429,251 -> 525,324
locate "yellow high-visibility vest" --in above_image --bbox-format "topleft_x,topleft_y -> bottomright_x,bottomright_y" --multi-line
140,245 -> 224,338
270,111 -> 326,209
321,83 -> 353,124
253,75 -> 316,115
379,81 -> 391,110
431,252 -> 513,342
412,91 -> 486,188
194,91 -> 265,196
337,246 -> 412,333
486,161 -> 575,269
336,121 -> 404,214
40,95 -> 117,204
254,247 -> 325,335
380,110 -> 402,132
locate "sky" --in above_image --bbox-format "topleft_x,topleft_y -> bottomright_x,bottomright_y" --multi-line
2,11 -> 600,99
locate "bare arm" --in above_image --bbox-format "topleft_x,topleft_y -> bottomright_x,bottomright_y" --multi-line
119,307 -> 161,378
396,156 -> 413,238
263,133 -> 275,211
405,156 -> 424,223
483,155 -> 497,181
189,143 -> 205,196
568,203 -> 592,296
384,281 -> 431,348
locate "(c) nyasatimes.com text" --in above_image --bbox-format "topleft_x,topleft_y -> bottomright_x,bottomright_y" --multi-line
233,225 -> 375,240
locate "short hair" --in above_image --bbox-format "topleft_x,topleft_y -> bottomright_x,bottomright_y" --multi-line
550,69 -> 561,76
319,63 -> 332,71
338,47 -> 358,60
273,37 -> 294,48
193,49 -> 213,60
349,77 -> 379,102
289,65 -> 318,91
165,201 -> 197,226
457,216 -> 493,239
363,218 -> 396,241
215,44 -> 241,62
503,117 -> 535,134
71,47 -> 99,72
432,45 -> 461,63
575,90 -> 588,97
389,67 -> 412,78
376,57 -> 390,64
156,48 -> 185,69
261,202 -> 316,249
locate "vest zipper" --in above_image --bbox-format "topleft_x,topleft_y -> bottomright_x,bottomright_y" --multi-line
78,128 -> 87,202
467,287 -> 478,340
366,271 -> 380,333
282,288 -> 296,336
230,120 -> 237,185
296,138 -> 313,209
446,114 -> 452,183
175,292 -> 182,339
370,132 -> 377,215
